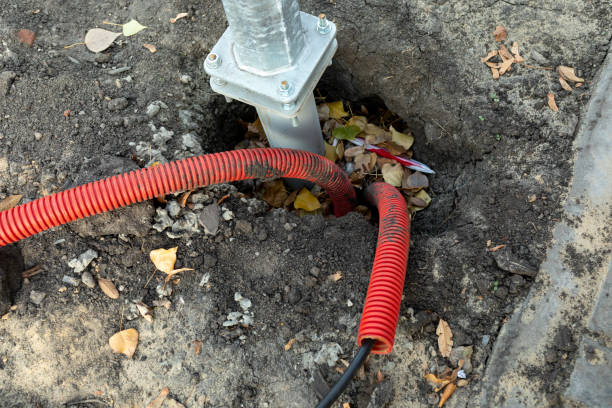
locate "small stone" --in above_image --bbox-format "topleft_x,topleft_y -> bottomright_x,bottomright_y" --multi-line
180,74 -> 192,84
166,200 -> 181,218
153,208 -> 173,232
156,283 -> 172,298
310,267 -> 320,277
199,272 -> 211,287
182,132 -> 202,151
314,343 -> 343,367
107,66 -> 131,75
283,222 -> 295,231
491,247 -> 538,277
67,249 -> 98,273
449,345 -> 473,374
495,286 -> 509,299
222,209 -> 235,221
62,275 -> 80,286
287,287 -> 301,305
17,29 -> 36,47
29,290 -> 45,305
34,132 -> 42,140
95,53 -> 111,63
235,292 -> 252,311
235,220 -> 253,235
199,203 -> 220,235
0,71 -> 17,96
146,103 -> 160,118
108,97 -> 129,111
81,271 -> 96,288
482,335 -> 490,345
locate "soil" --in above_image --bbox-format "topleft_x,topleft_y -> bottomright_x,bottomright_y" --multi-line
0,1 -> 610,407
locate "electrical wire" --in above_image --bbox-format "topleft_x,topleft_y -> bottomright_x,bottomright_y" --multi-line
315,339 -> 376,408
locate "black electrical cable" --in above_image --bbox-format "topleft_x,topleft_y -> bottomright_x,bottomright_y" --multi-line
315,339 -> 376,408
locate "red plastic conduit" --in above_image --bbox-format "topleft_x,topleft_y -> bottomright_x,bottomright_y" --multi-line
0,150 -> 411,356
0,148 -> 355,247
357,182 -> 411,354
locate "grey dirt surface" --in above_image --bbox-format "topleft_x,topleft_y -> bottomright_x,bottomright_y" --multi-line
0,0 -> 610,407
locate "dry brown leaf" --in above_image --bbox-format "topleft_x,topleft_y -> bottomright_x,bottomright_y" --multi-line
178,189 -> 193,208
0,195 -> 22,212
547,92 -> 559,112
143,43 -> 157,53
284,338 -> 296,351
343,403 -> 351,408
489,244 -> 506,252
390,126 -> 414,150
493,25 -> 507,42
146,386 -> 169,408
84,28 -> 121,53
403,171 -> 429,190
344,145 -> 365,158
336,141 -> 345,160
480,49 -> 498,63
376,370 -> 384,383
485,61 -> 501,68
150,247 -> 178,274
499,59 -> 513,75
354,153 -> 372,172
98,278 -> 119,299
170,12 -> 189,23
365,133 -> 387,145
575,82 -> 583,88
329,272 -> 343,282
382,163 -> 404,187
491,67 -> 500,79
510,42 -> 524,63
347,116 -> 367,131
557,66 -> 584,82
499,45 -> 514,62
193,340 -> 202,355
438,383 -> 457,407
436,319 -> 453,357
262,180 -> 288,208
109,328 -> 138,358
136,301 -> 153,322
456,379 -> 469,387
379,141 -> 406,156
559,77 -> 573,91
425,373 -> 451,386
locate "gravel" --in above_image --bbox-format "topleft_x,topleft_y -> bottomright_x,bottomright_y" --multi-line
67,249 -> 98,273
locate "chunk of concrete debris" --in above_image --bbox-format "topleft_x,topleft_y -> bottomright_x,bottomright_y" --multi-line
62,275 -> 80,286
29,290 -> 45,305
153,208 -> 173,232
234,292 -> 252,311
81,271 -> 96,288
166,200 -> 181,218
491,248 -> 538,277
314,343 -> 343,367
67,249 -> 98,273
199,203 -> 220,235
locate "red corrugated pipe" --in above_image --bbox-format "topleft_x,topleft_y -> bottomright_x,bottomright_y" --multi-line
0,148 -> 410,357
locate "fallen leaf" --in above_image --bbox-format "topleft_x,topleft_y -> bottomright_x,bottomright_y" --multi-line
336,141 -> 345,160
146,387 -> 169,408
402,172 -> 429,190
343,403 -> 351,408
493,25 -> 507,42
109,328 -> 139,358
98,278 -> 119,299
193,340 -> 202,355
329,272 -> 343,282
294,188 -> 321,212
480,49 -> 498,63
456,379 -> 469,387
332,125 -> 361,141
575,82 -> 583,88
170,12 -> 189,24
365,133 -> 388,145
382,163 -> 404,187
485,61 -> 501,68
510,42 -> 524,63
178,190 -> 193,208
547,92 -> 559,112
390,126 -> 414,150
324,142 -> 338,162
150,247 -> 193,283
354,153 -> 373,172
424,373 -> 451,386
528,194 -> 537,203
491,67 -> 500,79
284,189 -> 298,208
344,145 -> 365,158
376,370 -> 384,383
438,383 -> 457,407
0,195 -> 22,212
17,29 -> 36,47
143,43 -> 157,53
489,244 -> 505,252
378,141 -> 406,156
317,104 -> 330,121
499,59 -> 513,75
559,77 -> 573,91
122,19 -> 147,37
347,116 -> 367,131
499,45 -> 514,62
150,247 -> 179,274
262,180 -> 288,208
409,196 -> 428,207
436,319 -> 453,357
84,28 -> 121,53
135,301 -> 153,322
557,66 -> 584,82
284,338 -> 296,351
412,190 -> 431,212
327,101 -> 349,119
